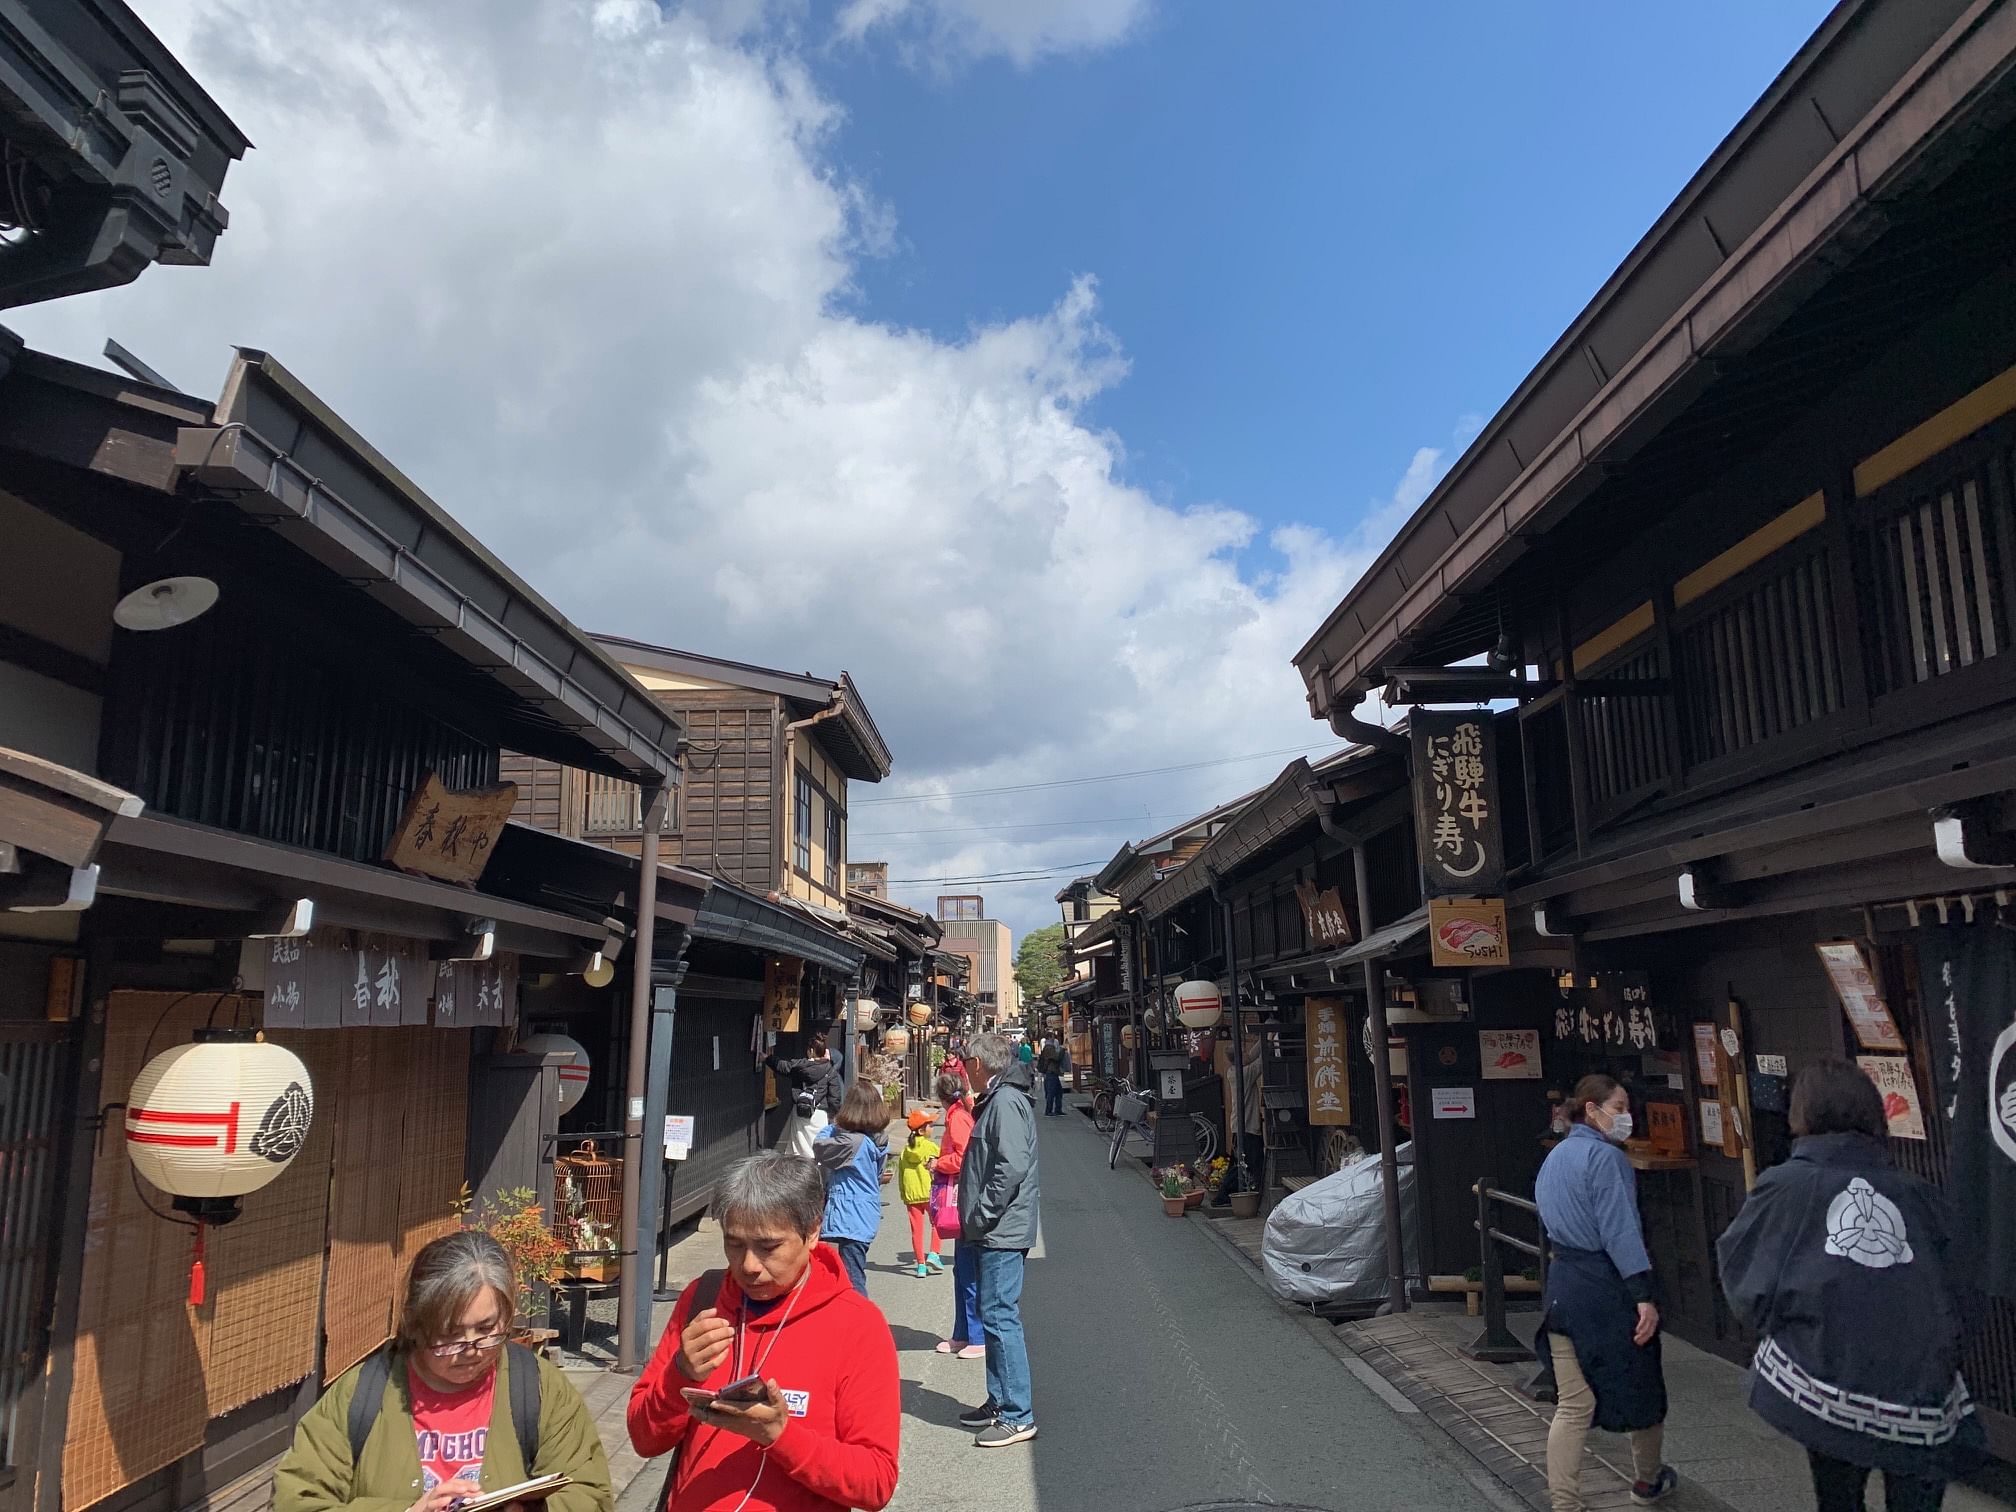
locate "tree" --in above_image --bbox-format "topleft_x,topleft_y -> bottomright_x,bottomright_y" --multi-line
1013,922 -> 1068,1005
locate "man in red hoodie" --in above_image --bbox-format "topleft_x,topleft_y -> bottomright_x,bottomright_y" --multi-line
629,1151 -> 900,1511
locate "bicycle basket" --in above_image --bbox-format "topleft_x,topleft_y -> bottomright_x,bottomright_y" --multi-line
1115,1093 -> 1149,1124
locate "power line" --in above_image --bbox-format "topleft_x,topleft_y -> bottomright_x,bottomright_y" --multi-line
852,742 -> 1343,805
885,860 -> 1105,886
854,810 -> 1198,841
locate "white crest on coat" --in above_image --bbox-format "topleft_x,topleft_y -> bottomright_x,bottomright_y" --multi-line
1823,1176 -> 1914,1269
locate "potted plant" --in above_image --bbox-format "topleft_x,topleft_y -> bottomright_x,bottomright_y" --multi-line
465,1185 -> 569,1342
570,1215 -> 621,1283
1154,1166 -> 1190,1216
1203,1155 -> 1232,1198
1228,1186 -> 1262,1219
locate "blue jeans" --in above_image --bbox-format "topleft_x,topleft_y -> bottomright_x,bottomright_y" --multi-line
976,1247 -> 1033,1425
834,1237 -> 870,1296
1043,1072 -> 1063,1115
949,1241 -> 983,1345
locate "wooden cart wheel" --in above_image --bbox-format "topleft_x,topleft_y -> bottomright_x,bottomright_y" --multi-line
1320,1128 -> 1353,1174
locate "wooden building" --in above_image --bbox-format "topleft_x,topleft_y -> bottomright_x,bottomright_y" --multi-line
0,336 -> 688,1512
1294,0 -> 2016,1452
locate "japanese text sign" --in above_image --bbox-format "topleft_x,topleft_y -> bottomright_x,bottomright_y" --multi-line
1479,1029 -> 1541,1080
1295,882 -> 1354,949
1429,897 -> 1510,968
1552,972 -> 1661,1052
1410,711 -> 1505,897
1816,941 -> 1906,1051
1305,996 -> 1351,1125
385,773 -> 519,886
1857,1055 -> 1927,1140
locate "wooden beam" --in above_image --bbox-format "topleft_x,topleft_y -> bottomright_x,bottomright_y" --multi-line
0,751 -> 142,868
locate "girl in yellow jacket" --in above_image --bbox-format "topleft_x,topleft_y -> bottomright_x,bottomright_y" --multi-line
898,1109 -> 944,1277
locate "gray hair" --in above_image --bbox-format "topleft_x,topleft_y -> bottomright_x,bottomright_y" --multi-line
712,1150 -> 826,1236
967,1032 -> 1012,1082
934,1071 -> 967,1103
399,1230 -> 517,1352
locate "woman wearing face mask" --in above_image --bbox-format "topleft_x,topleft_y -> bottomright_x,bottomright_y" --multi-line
1534,1074 -> 1676,1512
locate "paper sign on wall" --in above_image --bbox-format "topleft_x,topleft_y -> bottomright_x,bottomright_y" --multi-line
1857,1055 -> 1927,1140
1479,1029 -> 1542,1080
1430,1086 -> 1477,1120
1693,1023 -> 1720,1086
1755,1054 -> 1789,1077
1817,941 -> 1906,1051
1699,1100 -> 1725,1145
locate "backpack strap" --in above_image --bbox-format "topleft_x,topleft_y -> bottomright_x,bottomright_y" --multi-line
346,1345 -> 395,1467
652,1270 -> 730,1512
506,1342 -> 541,1473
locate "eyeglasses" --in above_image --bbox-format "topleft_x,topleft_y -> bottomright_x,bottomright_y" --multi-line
426,1331 -> 507,1359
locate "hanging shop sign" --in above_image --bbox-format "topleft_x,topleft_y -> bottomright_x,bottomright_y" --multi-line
1816,940 -> 1906,1051
1479,1029 -> 1541,1080
1922,924 -> 2016,1297
1428,896 -> 1510,968
1411,710 -> 1505,897
432,955 -> 516,1028
520,1033 -> 591,1114
384,771 -> 519,885
1552,972 -> 1660,1051
1305,996 -> 1350,1125
1857,1055 -> 1927,1140
1295,882 -> 1354,948
1173,979 -> 1224,1030
265,928 -> 500,1029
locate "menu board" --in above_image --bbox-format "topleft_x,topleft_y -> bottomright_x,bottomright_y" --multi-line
1817,940 -> 1906,1051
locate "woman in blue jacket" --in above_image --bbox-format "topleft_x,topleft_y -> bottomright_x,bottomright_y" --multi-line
815,1077 -> 893,1295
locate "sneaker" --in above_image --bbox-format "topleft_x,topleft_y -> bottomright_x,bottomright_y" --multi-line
1631,1467 -> 1678,1505
957,1402 -> 1000,1428
974,1420 -> 1038,1448
934,1340 -> 960,1354
925,1253 -> 946,1272
956,1343 -> 986,1360
913,1264 -> 930,1278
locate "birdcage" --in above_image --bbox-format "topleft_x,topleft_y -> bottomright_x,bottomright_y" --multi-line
554,1139 -> 624,1280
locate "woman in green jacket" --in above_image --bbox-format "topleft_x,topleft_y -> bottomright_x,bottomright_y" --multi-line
275,1232 -> 612,1512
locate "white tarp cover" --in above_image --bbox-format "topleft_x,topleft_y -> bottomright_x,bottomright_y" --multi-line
1261,1141 -> 1418,1305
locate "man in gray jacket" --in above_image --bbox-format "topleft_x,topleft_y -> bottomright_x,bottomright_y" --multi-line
955,1032 -> 1040,1447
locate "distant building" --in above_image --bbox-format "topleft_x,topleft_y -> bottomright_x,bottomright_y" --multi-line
936,894 -> 1020,1022
848,860 -> 889,898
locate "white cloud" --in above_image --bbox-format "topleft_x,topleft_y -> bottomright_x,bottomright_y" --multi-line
833,0 -> 1152,67
8,0 -> 1435,940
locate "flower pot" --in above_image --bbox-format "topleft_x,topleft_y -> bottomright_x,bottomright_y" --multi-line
1228,1190 -> 1261,1219
1161,1195 -> 1187,1217
1182,1188 -> 1205,1210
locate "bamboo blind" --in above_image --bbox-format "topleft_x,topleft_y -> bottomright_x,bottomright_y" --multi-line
397,1028 -> 472,1266
321,1032 -> 410,1380
64,995 -> 333,1510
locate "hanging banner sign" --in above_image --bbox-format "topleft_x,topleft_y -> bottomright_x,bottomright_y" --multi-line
1305,996 -> 1351,1125
1552,972 -> 1659,1051
1295,883 -> 1354,948
1411,711 -> 1506,897
1816,941 -> 1906,1051
1428,896 -> 1510,968
385,772 -> 519,885
1857,1055 -> 1927,1141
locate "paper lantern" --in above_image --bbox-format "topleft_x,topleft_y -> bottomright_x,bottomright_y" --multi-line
883,1025 -> 911,1055
1121,1024 -> 1137,1049
126,1033 -> 314,1212
853,998 -> 879,1032
1174,980 -> 1223,1030
906,1002 -> 932,1027
520,1032 -> 591,1114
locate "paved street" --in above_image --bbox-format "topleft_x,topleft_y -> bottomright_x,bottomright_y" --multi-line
872,1110 -> 1509,1512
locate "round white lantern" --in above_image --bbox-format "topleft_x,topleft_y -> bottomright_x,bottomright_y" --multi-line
883,1025 -> 911,1056
854,998 -> 879,1033
1174,979 -> 1224,1030
125,1034 -> 314,1214
520,1032 -> 591,1114
906,1002 -> 932,1027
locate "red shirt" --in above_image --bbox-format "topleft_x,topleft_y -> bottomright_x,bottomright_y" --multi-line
409,1364 -> 495,1493
628,1245 -> 900,1511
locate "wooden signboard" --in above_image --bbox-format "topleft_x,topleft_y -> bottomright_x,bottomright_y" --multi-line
385,773 -> 519,886
1428,896 -> 1510,968
430,955 -> 515,1028
1305,996 -> 1351,1125
1646,1101 -> 1687,1156
1816,941 -> 1906,1051
1295,882 -> 1354,948
1411,711 -> 1506,897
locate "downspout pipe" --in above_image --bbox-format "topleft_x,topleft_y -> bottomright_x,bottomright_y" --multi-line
1311,792 -> 1410,1316
617,783 -> 670,1370
779,696 -> 849,890
1329,686 -> 1409,757
1207,869 -> 1253,1194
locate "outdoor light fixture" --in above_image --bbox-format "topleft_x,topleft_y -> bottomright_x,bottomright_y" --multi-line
113,576 -> 219,631
1173,979 -> 1224,1029
581,952 -> 615,989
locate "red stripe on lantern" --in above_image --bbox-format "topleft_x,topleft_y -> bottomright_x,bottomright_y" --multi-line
128,1131 -> 227,1148
128,1102 -> 243,1153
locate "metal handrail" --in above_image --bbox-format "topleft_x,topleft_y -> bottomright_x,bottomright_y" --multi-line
1466,1177 -> 1547,1363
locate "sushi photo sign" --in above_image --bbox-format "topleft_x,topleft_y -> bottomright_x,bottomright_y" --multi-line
1479,1029 -> 1541,1080
1428,896 -> 1510,967
1857,1054 -> 1927,1140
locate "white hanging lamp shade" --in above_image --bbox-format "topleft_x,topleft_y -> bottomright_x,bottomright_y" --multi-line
125,1032 -> 314,1214
113,576 -> 219,632
905,1001 -> 932,1027
883,1025 -> 911,1056
520,1032 -> 591,1114
1173,979 -> 1224,1030
853,998 -> 879,1032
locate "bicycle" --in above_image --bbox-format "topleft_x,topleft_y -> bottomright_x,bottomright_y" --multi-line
1104,1084 -> 1219,1170
1088,1074 -> 1132,1133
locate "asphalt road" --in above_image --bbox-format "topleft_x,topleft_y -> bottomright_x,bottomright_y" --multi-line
875,1108 -> 1511,1512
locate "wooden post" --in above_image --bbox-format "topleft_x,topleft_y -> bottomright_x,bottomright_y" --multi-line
1726,992 -> 1758,1190
1355,841 -> 1408,1313
1555,601 -> 1593,857
617,785 -> 668,1374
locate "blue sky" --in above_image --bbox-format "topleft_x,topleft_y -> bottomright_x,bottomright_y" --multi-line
823,2 -> 1836,550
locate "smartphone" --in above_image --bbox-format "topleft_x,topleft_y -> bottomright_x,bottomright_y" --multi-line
683,1374 -> 766,1409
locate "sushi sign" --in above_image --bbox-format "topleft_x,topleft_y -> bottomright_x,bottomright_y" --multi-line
1857,1055 -> 1926,1140
1428,897 -> 1510,968
1411,711 -> 1505,897
1480,1029 -> 1542,1080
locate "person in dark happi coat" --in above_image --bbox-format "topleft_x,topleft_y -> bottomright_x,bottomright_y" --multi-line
1717,1059 -> 1980,1512
1535,1074 -> 1676,1512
